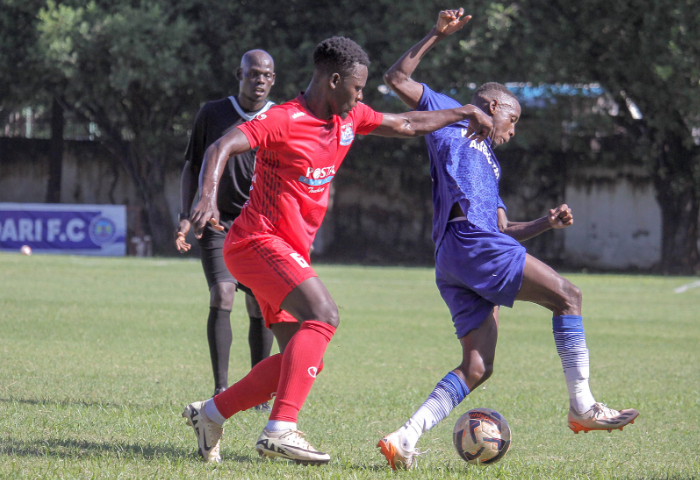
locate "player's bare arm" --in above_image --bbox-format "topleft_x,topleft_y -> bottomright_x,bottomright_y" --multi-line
190,129 -> 252,238
384,8 -> 472,110
371,105 -> 492,140
498,204 -> 573,242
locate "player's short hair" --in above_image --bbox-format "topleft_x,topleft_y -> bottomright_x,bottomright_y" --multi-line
313,37 -> 370,75
473,82 -> 519,103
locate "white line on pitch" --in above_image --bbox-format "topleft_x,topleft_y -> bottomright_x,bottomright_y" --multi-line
674,280 -> 700,294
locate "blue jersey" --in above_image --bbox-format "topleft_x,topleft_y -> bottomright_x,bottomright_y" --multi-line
417,84 -> 506,251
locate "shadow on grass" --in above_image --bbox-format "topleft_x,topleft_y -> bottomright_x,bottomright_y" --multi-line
0,437 -> 253,464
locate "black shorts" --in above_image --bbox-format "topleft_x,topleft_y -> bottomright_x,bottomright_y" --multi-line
197,213 -> 252,296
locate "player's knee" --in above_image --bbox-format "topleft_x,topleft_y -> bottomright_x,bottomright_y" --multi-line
459,359 -> 493,389
210,283 -> 235,309
316,301 -> 340,328
561,281 -> 582,312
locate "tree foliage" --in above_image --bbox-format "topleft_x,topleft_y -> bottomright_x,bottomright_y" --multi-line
2,0 -> 699,267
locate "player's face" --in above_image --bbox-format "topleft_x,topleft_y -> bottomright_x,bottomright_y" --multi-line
490,95 -> 521,148
238,57 -> 275,104
330,64 -> 368,119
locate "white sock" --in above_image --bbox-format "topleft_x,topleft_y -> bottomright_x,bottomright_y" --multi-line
266,420 -> 296,432
553,315 -> 596,414
204,398 -> 225,425
398,372 -> 470,451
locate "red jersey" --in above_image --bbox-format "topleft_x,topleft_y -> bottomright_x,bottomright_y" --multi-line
234,94 -> 383,257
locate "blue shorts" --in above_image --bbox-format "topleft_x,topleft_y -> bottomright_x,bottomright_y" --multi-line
436,221 -> 527,338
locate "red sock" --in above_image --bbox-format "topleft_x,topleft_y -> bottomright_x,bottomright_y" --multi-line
270,320 -> 335,422
213,353 -> 282,419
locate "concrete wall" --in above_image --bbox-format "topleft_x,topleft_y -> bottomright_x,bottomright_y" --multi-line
0,138 -> 181,222
0,138 -> 680,269
563,169 -> 661,269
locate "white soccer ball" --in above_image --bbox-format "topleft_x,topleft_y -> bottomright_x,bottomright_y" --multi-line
453,408 -> 511,466
20,245 -> 32,256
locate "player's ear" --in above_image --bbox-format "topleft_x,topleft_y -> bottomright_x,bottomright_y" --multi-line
236,67 -> 244,82
489,98 -> 498,116
329,72 -> 341,90
270,73 -> 276,86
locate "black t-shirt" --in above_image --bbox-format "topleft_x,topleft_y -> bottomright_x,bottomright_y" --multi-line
184,96 -> 274,216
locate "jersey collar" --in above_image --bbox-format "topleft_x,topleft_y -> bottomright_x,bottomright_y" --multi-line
229,96 -> 275,122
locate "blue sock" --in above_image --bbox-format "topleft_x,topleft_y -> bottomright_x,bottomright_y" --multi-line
553,315 -> 595,413
400,372 -> 470,450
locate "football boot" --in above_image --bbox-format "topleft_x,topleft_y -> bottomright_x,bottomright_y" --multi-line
568,402 -> 639,433
255,428 -> 330,465
182,400 -> 223,463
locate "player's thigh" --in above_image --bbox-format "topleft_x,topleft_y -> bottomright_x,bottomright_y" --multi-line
280,277 -> 339,327
459,307 -> 499,369
515,254 -> 581,314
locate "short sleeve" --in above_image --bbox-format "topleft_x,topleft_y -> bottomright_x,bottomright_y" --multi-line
497,196 -> 507,212
416,83 -> 462,112
353,102 -> 384,135
237,105 -> 290,150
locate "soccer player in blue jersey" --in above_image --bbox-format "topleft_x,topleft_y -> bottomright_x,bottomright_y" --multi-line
377,9 -> 639,470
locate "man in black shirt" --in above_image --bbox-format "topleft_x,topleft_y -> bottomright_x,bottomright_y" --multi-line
176,50 -> 276,407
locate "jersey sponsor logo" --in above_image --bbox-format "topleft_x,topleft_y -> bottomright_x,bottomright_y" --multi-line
308,187 -> 325,194
255,113 -> 267,121
469,139 -> 500,180
298,165 -> 336,186
290,252 -> 309,268
308,366 -> 318,378
339,122 -> 354,146
292,111 -> 306,119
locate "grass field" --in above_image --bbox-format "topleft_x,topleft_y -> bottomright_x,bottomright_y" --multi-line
0,252 -> 699,479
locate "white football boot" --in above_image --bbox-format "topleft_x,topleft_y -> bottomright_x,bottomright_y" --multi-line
377,430 -> 421,470
182,401 -> 223,463
568,402 -> 639,434
255,428 -> 330,465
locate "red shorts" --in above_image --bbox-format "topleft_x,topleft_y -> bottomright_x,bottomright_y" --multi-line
223,224 -> 318,328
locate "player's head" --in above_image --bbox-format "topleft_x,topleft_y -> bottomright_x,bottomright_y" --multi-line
471,82 -> 520,148
313,37 -> 370,119
237,49 -> 275,105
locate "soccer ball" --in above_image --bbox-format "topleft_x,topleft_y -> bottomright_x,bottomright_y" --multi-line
453,408 -> 511,466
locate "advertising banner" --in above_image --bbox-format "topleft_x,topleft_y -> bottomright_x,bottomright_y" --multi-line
0,203 -> 126,256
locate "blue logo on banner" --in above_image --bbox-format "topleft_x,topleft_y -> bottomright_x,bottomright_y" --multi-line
89,216 -> 117,245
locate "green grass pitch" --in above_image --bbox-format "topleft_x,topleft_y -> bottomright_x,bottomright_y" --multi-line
0,252 -> 699,479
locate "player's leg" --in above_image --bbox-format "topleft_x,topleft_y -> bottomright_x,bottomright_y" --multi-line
183,305 -> 297,463
243,291 -> 275,412
516,254 -> 638,432
379,304 -> 498,470
207,281 -> 235,395
253,277 -> 336,464
245,292 -> 274,367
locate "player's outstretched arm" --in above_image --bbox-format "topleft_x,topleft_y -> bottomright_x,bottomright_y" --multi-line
384,8 -> 472,110
499,204 -> 574,242
371,104 -> 492,140
190,129 -> 252,238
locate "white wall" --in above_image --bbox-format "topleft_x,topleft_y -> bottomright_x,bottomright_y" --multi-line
564,177 -> 661,269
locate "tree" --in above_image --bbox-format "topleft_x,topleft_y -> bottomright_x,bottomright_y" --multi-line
455,1 -> 700,273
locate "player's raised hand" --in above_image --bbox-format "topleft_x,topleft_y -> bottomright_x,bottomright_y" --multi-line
175,218 -> 192,253
548,204 -> 573,229
464,106 -> 493,143
436,8 -> 472,36
190,200 -> 225,239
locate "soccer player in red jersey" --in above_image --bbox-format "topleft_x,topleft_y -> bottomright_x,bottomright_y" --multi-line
181,36 -> 493,465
